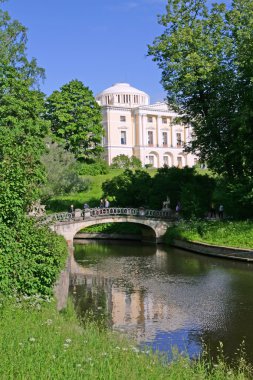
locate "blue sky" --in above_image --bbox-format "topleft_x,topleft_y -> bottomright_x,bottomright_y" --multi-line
3,0 -> 169,102
3,0 -> 231,102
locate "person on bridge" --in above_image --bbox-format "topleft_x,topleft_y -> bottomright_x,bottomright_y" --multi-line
105,199 -> 110,208
100,199 -> 104,208
69,204 -> 75,219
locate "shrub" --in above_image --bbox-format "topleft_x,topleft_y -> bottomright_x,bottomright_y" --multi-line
77,160 -> 109,176
111,155 -> 142,169
40,141 -> 91,201
0,218 -> 68,296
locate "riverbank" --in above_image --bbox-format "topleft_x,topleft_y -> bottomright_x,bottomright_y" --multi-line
0,298 -> 251,380
172,239 -> 253,262
165,219 -> 253,250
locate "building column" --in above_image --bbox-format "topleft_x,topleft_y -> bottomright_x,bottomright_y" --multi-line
157,116 -> 162,147
138,114 -> 142,147
170,120 -> 173,147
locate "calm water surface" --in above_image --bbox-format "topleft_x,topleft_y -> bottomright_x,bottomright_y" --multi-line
69,240 -> 253,362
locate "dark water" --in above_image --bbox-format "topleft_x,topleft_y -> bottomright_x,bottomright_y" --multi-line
69,240 -> 253,362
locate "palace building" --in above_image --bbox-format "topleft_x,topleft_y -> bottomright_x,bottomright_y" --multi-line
96,82 -> 197,168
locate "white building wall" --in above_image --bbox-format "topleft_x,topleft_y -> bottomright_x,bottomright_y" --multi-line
96,83 -> 198,168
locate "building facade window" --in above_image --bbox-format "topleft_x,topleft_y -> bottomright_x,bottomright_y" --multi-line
162,132 -> 168,146
177,156 -> 182,168
147,116 -> 153,123
148,155 -> 154,166
120,115 -> 126,122
162,117 -> 167,124
163,155 -> 169,166
121,131 -> 127,145
134,95 -> 139,103
148,131 -> 153,146
176,133 -> 182,148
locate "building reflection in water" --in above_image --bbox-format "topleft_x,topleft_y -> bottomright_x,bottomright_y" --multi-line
69,241 -> 246,360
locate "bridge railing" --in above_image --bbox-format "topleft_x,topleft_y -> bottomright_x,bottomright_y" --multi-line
39,207 -> 174,225
90,207 -> 172,219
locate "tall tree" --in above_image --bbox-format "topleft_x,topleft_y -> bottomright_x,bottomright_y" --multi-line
0,1 -> 44,86
0,66 -> 47,224
45,80 -> 104,161
0,3 -> 67,296
148,0 -> 253,180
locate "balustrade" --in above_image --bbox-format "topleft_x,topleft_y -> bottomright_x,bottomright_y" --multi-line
40,207 -> 173,225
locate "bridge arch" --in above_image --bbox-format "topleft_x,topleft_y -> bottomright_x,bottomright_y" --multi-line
52,215 -> 172,246
73,219 -> 157,243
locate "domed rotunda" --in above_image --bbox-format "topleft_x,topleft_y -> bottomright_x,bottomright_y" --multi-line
96,82 -> 149,107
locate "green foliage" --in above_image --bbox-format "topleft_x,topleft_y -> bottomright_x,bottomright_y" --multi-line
102,169 -> 152,207
165,219 -> 253,249
45,80 -> 104,160
0,7 -> 68,298
149,0 -> 253,181
0,218 -> 68,296
150,166 -> 215,216
77,159 -> 109,176
0,5 -> 45,85
0,66 -> 47,224
111,154 -> 142,169
214,177 -> 253,219
40,141 -> 91,202
102,166 -> 215,216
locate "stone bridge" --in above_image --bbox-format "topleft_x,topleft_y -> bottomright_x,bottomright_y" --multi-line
48,207 -> 175,246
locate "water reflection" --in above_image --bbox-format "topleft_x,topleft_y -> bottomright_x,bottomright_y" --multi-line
69,240 -> 253,362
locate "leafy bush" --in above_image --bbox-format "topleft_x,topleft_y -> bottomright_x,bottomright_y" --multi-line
111,154 -> 142,169
0,218 -> 68,296
77,159 -> 109,176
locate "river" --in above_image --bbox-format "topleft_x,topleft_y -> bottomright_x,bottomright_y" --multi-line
69,240 -> 253,363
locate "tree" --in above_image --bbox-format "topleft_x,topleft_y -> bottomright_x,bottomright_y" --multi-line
0,66 -> 47,224
149,166 -> 215,217
45,80 -> 104,160
0,2 -> 44,86
102,169 -> 152,207
148,0 -> 253,181
0,4 -> 67,297
40,140 -> 91,201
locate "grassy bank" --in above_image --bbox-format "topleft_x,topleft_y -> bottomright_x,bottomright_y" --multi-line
165,220 -> 253,249
0,298 -> 251,380
46,170 -> 123,212
46,168 -> 157,213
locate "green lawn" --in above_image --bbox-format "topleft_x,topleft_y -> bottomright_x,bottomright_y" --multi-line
0,298 -> 251,380
165,220 -> 253,249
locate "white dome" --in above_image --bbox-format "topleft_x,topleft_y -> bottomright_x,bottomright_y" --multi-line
96,83 -> 150,107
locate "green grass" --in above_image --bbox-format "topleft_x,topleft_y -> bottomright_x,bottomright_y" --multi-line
165,220 -> 253,249
0,298 -> 251,380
